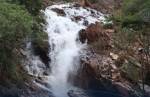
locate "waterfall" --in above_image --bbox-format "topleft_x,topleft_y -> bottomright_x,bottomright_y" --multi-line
43,3 -> 106,97
44,5 -> 84,97
23,3 -> 106,97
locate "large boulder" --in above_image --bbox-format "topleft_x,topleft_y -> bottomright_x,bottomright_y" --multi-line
79,22 -> 107,43
79,22 -> 114,52
80,22 -> 100,43
72,50 -> 140,97
73,50 -> 118,89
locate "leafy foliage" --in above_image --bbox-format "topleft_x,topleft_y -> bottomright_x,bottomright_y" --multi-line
115,0 -> 150,28
0,2 -> 33,80
0,0 -> 48,84
113,0 -> 150,86
2,0 -> 43,15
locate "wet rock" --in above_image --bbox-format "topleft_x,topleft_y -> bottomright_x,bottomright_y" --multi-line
79,29 -> 87,43
83,20 -> 89,26
51,8 -> 66,16
43,70 -> 50,76
74,16 -> 84,21
32,40 -> 50,68
68,90 -> 90,97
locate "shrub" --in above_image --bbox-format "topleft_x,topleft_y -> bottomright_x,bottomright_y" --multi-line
114,0 -> 150,28
3,0 -> 43,15
113,0 -> 150,87
0,2 -> 33,80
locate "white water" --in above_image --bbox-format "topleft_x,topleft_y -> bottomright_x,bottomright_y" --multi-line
43,3 -> 106,97
24,3 -> 107,97
23,42 -> 46,77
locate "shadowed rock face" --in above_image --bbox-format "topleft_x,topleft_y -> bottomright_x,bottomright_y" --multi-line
70,49 -> 143,97
72,58 -> 132,96
32,41 -> 50,68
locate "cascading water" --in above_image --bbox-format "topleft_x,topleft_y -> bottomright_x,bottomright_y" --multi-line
43,3 -> 106,97
22,3 -> 139,97
44,5 -> 85,97
24,3 -> 107,97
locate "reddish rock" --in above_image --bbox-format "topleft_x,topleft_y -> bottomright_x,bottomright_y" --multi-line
79,22 -> 102,43
79,22 -> 111,44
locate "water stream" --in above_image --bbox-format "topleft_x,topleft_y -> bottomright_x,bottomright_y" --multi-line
43,3 -> 106,97
24,3 -> 108,97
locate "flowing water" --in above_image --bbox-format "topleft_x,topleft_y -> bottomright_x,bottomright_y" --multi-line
43,3 -> 106,97
22,3 -> 145,97
24,3 -> 115,97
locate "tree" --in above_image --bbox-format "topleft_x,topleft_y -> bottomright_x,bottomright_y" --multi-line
3,0 -> 43,15
0,2 -> 33,80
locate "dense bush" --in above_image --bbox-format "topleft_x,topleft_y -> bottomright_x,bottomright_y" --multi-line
0,0 -> 48,84
3,0 -> 43,15
114,0 -> 150,49
114,0 -> 150,28
0,2 -> 33,81
113,0 -> 150,87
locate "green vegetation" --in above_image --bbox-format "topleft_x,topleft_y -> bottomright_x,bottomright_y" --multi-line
0,0 -> 47,85
19,0 -> 43,16
113,0 -> 150,91
0,2 -> 33,81
114,0 -> 150,27
114,0 -> 150,55
3,0 -> 42,15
